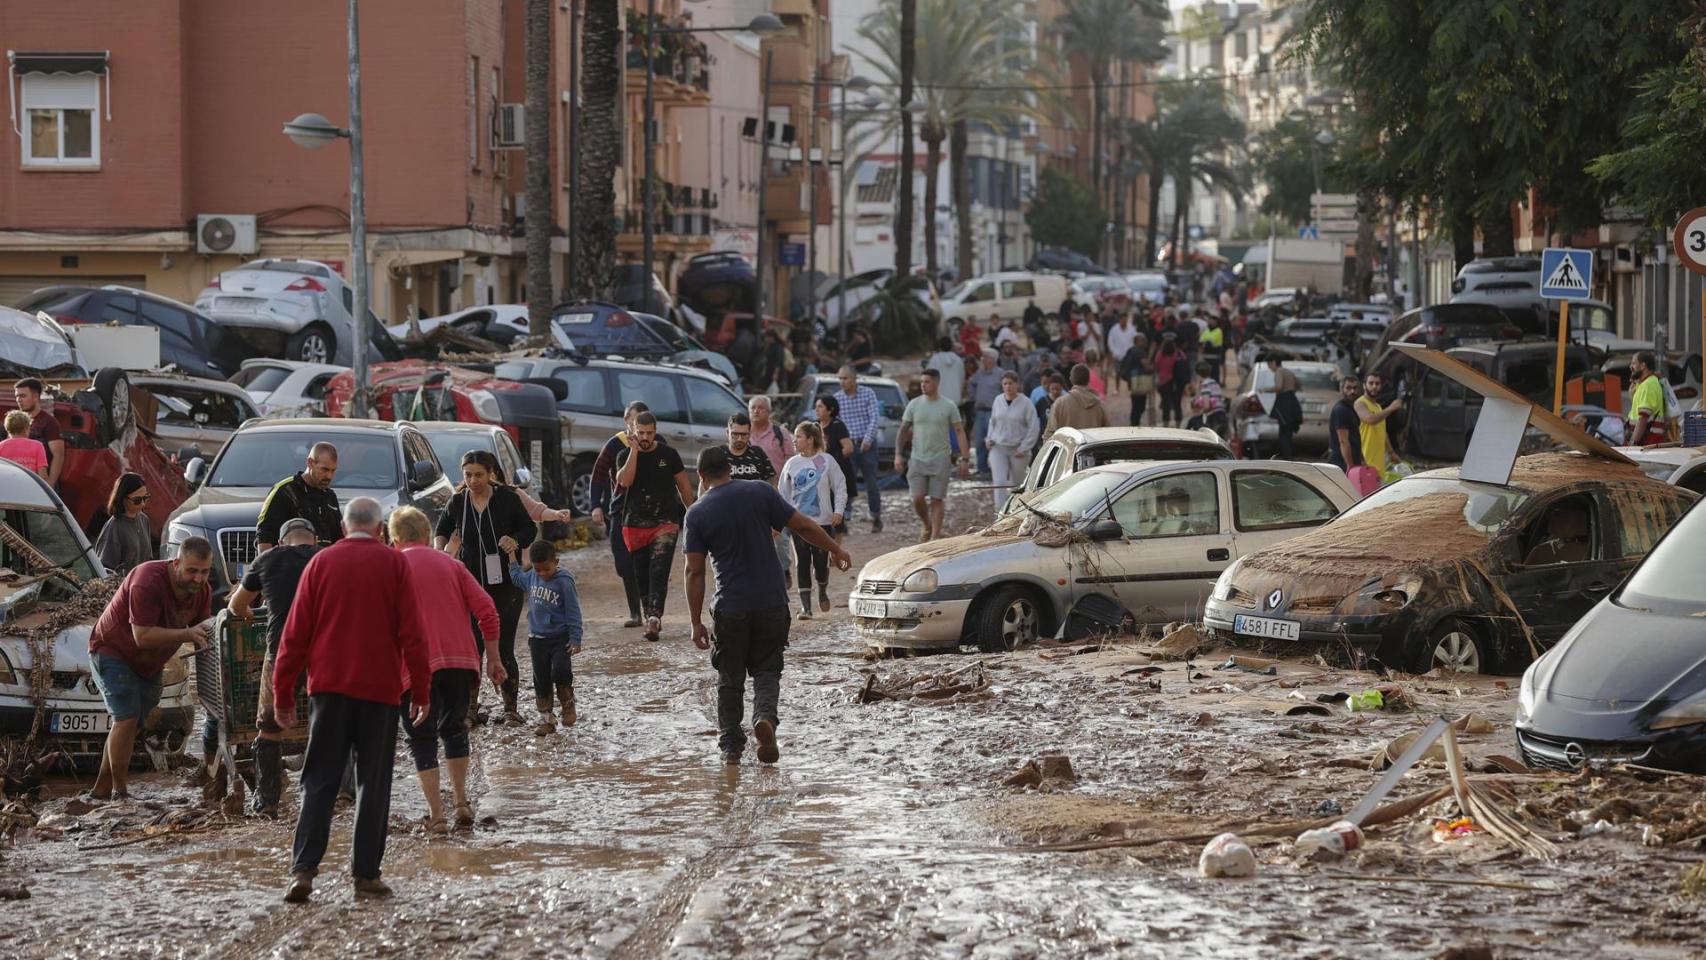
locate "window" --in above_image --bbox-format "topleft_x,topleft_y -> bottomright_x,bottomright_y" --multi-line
1110,472 -> 1220,539
1611,488 -> 1690,557
229,365 -> 290,393
401,431 -> 439,482
97,293 -> 138,324
961,283 -> 994,304
1002,280 -> 1036,299
551,367 -> 610,414
21,74 -> 99,167
1518,494 -> 1598,566
1232,471 -> 1338,531
616,371 -> 684,422
685,376 -> 744,427
468,57 -> 479,168
147,386 -> 251,430
139,299 -> 196,343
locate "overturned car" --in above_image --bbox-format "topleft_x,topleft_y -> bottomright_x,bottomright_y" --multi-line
0,459 -> 194,764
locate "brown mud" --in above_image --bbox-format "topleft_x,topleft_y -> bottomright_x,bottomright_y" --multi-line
2,441 -> 1702,957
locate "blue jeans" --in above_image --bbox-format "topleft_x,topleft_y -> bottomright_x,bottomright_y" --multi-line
91,652 -> 161,723
848,442 -> 882,522
972,408 -> 992,474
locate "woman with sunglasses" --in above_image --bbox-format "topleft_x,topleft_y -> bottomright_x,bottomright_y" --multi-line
95,473 -> 153,575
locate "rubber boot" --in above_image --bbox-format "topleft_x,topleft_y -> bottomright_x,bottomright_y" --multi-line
798,589 -> 813,620
503,690 -> 522,726
556,684 -> 577,727
251,736 -> 282,817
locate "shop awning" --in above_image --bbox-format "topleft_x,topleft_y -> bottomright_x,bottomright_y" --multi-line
8,51 -> 109,75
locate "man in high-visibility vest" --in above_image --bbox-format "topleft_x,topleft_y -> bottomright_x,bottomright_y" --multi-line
1627,351 -> 1670,446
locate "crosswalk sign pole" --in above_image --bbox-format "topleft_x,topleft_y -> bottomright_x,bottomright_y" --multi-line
1553,300 -> 1570,415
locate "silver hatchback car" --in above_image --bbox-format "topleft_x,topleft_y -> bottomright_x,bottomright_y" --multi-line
852,458 -> 1359,654
197,258 -> 401,365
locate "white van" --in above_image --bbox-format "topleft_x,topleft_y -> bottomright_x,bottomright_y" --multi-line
939,272 -> 1070,328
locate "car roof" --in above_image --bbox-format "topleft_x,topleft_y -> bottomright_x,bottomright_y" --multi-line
535,355 -> 732,383
0,457 -> 63,510
1617,445 -> 1706,467
1054,425 -> 1229,448
237,417 -> 408,433
413,421 -> 503,436
238,358 -> 348,373
1447,340 -> 1584,358
131,372 -> 249,393
1407,452 -> 1653,494
1080,458 -> 1312,479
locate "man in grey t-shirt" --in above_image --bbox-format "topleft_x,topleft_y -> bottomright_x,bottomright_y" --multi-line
895,369 -> 969,543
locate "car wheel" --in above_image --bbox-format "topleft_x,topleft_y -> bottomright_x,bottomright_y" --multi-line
1415,617 -> 1488,674
287,325 -> 335,364
92,367 -> 132,438
974,585 -> 1043,653
569,462 -> 594,517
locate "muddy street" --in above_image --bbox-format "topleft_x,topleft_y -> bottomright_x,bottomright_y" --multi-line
4,483 -> 1704,959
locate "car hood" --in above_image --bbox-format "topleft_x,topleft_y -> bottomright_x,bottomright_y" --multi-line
1527,600 -> 1706,708
0,624 -> 93,671
857,531 -> 1038,585
0,306 -> 81,375
171,484 -> 401,529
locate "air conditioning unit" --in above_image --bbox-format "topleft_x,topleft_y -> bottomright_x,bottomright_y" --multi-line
196,214 -> 258,255
496,103 -> 525,148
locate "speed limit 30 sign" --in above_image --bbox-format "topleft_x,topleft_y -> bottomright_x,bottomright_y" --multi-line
1673,207 -> 1706,276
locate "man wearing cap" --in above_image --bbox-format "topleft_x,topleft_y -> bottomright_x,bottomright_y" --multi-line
225,517 -> 321,817
256,442 -> 342,551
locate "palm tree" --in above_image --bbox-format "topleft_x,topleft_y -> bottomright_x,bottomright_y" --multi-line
1051,0 -> 1169,241
570,0 -> 621,300
524,0 -> 553,341
896,0 -> 917,280
861,0 -> 1048,281
1118,80 -> 1246,268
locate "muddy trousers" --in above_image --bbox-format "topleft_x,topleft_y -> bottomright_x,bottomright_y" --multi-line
291,693 -> 397,881
629,530 -> 679,620
711,606 -> 789,755
791,532 -> 829,591
528,634 -> 575,705
478,584 -> 524,707
609,516 -> 642,619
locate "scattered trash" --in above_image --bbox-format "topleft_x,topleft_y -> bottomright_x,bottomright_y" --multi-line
1191,712 -> 1216,727
856,663 -> 991,704
1003,754 -> 1076,790
1199,833 -> 1257,878
1147,622 -> 1207,660
1295,820 -> 1364,860
1453,713 -> 1495,735
0,882 -> 28,901
1316,799 -> 1344,817
1217,655 -> 1278,676
1681,862 -> 1706,899
1347,689 -> 1385,712
1122,666 -> 1164,678
1431,817 -> 1482,843
1284,703 -> 1333,717
1316,691 -> 1350,704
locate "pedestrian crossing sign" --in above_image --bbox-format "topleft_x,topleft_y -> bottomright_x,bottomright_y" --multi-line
1540,247 -> 1592,300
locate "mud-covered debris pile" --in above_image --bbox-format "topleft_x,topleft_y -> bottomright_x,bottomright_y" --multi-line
22,576 -> 121,642
856,662 -> 991,704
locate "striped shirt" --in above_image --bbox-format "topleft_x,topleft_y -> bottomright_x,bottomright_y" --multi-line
838,385 -> 882,445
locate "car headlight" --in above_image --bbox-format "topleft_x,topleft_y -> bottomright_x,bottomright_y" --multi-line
467,388 -> 502,423
1517,660 -> 1539,721
900,568 -> 938,594
166,521 -> 196,545
1651,695 -> 1706,731
1350,576 -> 1420,611
1210,562 -> 1241,601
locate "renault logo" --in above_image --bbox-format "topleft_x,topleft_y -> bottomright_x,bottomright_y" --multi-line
1563,742 -> 1587,767
1265,589 -> 1283,612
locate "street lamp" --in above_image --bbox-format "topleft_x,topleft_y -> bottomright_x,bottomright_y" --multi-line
640,10 -> 785,315
281,0 -> 370,418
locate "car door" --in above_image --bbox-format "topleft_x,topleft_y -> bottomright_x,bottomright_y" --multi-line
1412,367 -> 1471,460
1090,470 -> 1234,624
399,428 -> 452,519
1499,492 -> 1630,651
614,368 -> 694,459
1228,468 -> 1343,555
1000,279 -> 1036,322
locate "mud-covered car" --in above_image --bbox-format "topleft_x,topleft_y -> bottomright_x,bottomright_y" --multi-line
1516,497 -> 1706,772
1003,426 -> 1232,513
852,459 -> 1357,654
0,459 -> 194,762
1203,454 -> 1697,675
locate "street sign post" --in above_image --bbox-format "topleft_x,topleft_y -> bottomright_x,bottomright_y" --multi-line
1671,207 -> 1706,383
1540,247 -> 1594,415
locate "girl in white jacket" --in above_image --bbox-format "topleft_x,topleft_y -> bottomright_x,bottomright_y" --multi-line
779,421 -> 847,619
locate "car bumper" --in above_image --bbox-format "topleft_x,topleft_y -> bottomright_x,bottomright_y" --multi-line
0,701 -> 195,757
1514,724 -> 1706,774
851,595 -> 972,650
1202,597 -> 1400,648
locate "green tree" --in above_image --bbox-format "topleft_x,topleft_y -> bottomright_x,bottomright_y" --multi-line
1117,79 -> 1246,267
1026,167 -> 1106,258
1588,56 -> 1706,227
569,0 -> 621,299
1252,115 -> 1350,227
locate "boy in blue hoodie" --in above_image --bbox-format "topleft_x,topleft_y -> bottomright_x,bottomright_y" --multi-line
508,539 -> 583,735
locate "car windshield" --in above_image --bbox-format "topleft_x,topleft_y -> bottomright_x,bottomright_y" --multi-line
643,318 -> 694,352
1011,469 -> 1129,520
229,366 -> 290,392
426,433 -> 493,475
1619,501 -> 1706,612
1293,368 -> 1342,392
209,431 -> 399,489
1,505 -> 99,581
1078,442 -> 1228,469
1127,275 -> 1167,291
1337,476 -> 1529,533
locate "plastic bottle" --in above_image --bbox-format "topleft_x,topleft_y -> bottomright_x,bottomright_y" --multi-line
1199,832 -> 1257,878
1294,820 -> 1364,860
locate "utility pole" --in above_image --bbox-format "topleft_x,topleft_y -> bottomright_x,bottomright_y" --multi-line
755,50 -> 773,321
346,0 -> 369,418
566,0 -> 579,296
640,0 -> 658,315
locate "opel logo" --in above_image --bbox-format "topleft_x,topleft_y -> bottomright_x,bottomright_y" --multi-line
1563,742 -> 1587,767
1266,589 -> 1283,612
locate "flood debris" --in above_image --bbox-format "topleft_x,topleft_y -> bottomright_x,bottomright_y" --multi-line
1198,833 -> 1256,878
1144,622 -> 1207,661
1004,754 -> 1077,791
855,662 -> 991,704
1294,820 -> 1364,860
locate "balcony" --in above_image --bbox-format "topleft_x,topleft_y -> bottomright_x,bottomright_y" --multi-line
625,14 -> 713,105
616,181 -> 719,255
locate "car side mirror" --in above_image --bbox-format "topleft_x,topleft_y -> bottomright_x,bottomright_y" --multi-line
410,460 -> 440,490
184,457 -> 208,488
1087,518 -> 1123,542
513,466 -> 533,488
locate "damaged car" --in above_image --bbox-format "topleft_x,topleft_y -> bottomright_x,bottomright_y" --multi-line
1003,426 -> 1232,513
1516,498 -> 1706,772
852,459 -> 1357,654
0,458 -> 194,764
1203,454 -> 1696,675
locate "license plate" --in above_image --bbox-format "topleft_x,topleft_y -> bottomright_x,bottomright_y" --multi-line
853,598 -> 888,618
50,712 -> 112,735
216,297 -> 266,313
1302,402 -> 1327,414
1234,614 -> 1301,641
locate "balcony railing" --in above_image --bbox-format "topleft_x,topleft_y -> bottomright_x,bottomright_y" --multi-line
621,182 -> 719,236
625,14 -> 714,92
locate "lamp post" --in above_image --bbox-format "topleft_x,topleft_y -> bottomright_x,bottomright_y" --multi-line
642,12 -> 784,316
281,0 -> 369,417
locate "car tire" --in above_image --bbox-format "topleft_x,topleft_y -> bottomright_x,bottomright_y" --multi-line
92,367 -> 132,439
1407,617 -> 1489,675
287,324 -> 336,365
973,585 -> 1045,654
569,458 -> 595,517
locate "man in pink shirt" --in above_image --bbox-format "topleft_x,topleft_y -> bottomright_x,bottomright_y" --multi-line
388,506 -> 503,835
0,410 -> 48,477
747,395 -> 796,585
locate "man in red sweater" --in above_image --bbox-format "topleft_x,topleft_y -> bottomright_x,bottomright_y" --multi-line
273,497 -> 430,903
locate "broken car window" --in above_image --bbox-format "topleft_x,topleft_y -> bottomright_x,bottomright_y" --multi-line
1339,477 -> 1529,535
